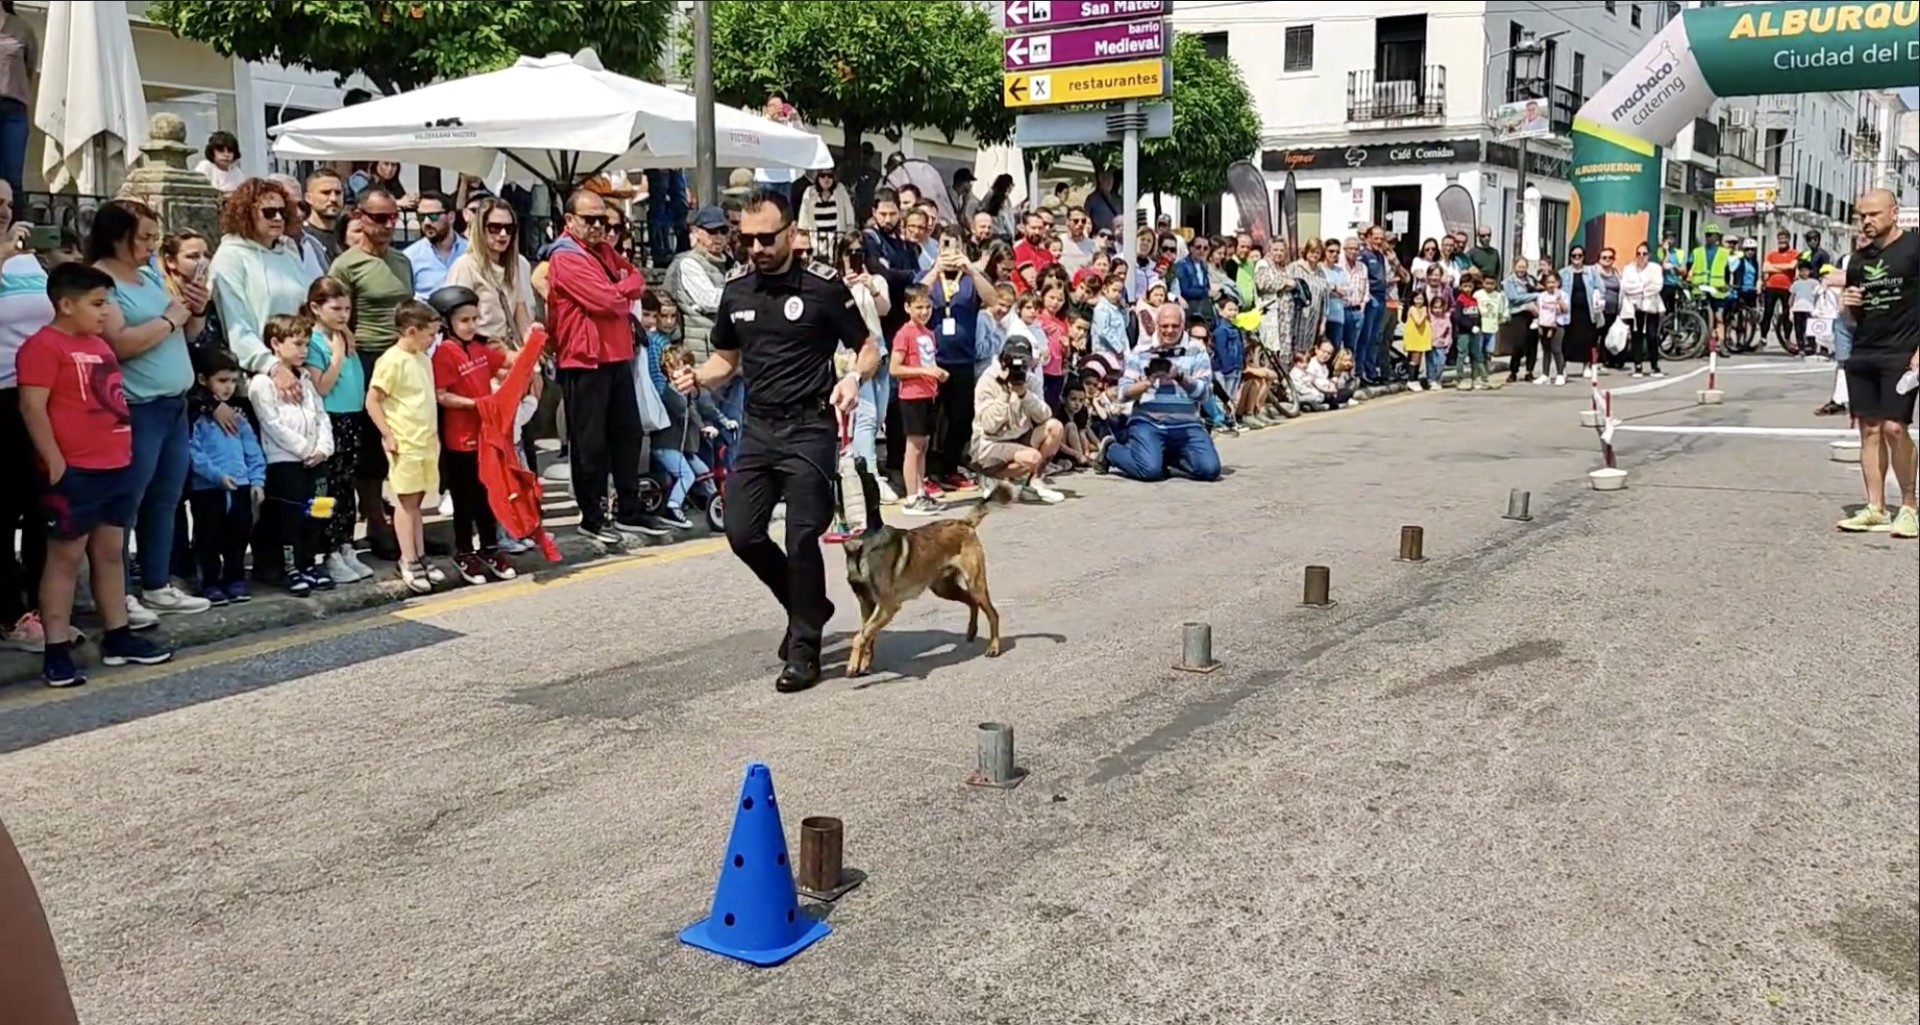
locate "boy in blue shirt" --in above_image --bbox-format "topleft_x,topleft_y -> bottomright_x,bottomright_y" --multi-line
186,348 -> 267,606
1208,295 -> 1248,434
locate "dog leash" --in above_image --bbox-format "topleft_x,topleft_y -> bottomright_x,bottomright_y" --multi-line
822,408 -> 855,545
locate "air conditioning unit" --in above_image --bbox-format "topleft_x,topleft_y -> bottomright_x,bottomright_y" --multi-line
1728,107 -> 1754,128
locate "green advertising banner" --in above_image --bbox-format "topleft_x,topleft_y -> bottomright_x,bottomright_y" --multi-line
1688,0 -> 1920,96
1570,1 -> 1919,256
1568,132 -> 1661,268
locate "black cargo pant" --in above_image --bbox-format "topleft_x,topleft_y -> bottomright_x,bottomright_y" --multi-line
560,361 -> 644,531
724,404 -> 838,666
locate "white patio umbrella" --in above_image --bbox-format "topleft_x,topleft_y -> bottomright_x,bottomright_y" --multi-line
34,0 -> 150,194
270,49 -> 833,188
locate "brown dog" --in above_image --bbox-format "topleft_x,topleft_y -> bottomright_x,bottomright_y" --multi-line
841,459 -> 1004,677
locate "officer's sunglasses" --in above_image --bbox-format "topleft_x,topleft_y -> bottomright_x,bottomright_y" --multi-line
740,228 -> 788,250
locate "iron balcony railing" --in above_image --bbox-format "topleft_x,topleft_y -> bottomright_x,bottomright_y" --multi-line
1346,65 -> 1447,123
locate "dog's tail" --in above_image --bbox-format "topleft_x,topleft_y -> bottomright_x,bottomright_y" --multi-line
851,457 -> 885,534
961,481 -> 1015,527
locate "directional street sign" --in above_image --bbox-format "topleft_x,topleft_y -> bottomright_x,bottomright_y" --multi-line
1003,17 -> 1167,71
1003,0 -> 1170,30
1002,58 -> 1170,109
1015,102 -> 1174,148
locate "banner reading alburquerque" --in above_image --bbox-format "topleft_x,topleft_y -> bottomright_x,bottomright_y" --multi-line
1569,0 -> 1919,258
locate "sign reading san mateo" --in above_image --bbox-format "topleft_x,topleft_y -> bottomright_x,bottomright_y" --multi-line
1005,17 -> 1166,70
1001,0 -> 1174,110
1003,0 -> 1169,29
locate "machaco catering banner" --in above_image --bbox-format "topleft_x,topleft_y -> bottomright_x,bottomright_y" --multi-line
1570,0 -> 1919,256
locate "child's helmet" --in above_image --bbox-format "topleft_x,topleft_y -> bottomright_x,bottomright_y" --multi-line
427,285 -> 481,322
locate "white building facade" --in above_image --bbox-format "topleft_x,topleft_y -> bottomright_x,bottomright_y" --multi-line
1171,0 -> 1711,264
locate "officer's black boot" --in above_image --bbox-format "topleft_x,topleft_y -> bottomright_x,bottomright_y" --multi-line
776,659 -> 822,694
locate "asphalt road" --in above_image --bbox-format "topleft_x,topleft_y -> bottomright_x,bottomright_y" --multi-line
3,364 -> 1915,1025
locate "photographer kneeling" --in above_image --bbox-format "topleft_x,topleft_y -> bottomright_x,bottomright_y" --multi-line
969,337 -> 1066,504
1099,303 -> 1222,483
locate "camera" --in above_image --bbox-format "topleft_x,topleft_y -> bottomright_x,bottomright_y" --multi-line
1000,337 -> 1034,385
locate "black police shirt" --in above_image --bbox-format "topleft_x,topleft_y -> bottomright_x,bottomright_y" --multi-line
1845,230 -> 1920,370
711,259 -> 870,412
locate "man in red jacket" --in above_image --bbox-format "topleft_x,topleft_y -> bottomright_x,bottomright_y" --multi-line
545,190 -> 659,545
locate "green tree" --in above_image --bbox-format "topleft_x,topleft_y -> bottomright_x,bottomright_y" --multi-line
149,0 -> 675,95
696,0 -> 1011,173
1029,33 -> 1262,202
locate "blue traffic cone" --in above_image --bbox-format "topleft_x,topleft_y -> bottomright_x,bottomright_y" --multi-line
678,762 -> 831,967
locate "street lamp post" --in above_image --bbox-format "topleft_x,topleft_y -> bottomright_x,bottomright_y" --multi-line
1509,33 -> 1547,260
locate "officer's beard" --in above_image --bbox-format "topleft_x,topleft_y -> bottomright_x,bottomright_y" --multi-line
751,242 -> 794,275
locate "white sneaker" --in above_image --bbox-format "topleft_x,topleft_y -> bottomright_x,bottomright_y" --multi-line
141,585 -> 210,616
1553,374 -> 1567,386
1532,375 -> 1548,386
124,594 -> 161,631
878,479 -> 900,504
324,553 -> 360,585
901,496 -> 942,517
1021,479 -> 1066,504
341,545 -> 375,580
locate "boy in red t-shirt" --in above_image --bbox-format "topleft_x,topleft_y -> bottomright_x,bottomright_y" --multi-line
889,284 -> 945,516
426,285 -> 516,585
16,264 -> 173,687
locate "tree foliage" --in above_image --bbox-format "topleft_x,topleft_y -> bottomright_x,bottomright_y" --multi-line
1029,33 -> 1262,201
149,0 -> 675,95
696,0 -> 1011,172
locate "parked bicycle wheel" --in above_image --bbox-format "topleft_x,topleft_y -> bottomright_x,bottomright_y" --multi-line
1663,309 -> 1709,360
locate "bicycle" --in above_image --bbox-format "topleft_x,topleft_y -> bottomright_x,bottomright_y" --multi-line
1660,286 -> 1711,361
1721,292 -> 1761,353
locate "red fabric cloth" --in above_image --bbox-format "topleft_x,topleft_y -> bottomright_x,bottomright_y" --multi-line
431,338 -> 506,453
545,232 -> 645,369
477,328 -> 557,561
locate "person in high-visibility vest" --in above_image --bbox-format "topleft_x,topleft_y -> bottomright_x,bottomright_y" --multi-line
1686,224 -> 1733,345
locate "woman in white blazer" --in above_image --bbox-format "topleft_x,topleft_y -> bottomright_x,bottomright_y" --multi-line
1617,241 -> 1667,378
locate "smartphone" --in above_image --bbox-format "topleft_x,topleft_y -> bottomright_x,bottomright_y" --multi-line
192,257 -> 211,284
846,248 -> 866,274
27,225 -> 62,252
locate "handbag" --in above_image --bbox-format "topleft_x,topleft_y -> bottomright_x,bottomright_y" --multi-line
1604,317 -> 1632,355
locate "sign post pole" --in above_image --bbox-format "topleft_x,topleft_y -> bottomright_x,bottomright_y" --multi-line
1122,99 -> 1141,268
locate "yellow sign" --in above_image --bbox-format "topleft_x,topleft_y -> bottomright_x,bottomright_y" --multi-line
1002,58 -> 1170,109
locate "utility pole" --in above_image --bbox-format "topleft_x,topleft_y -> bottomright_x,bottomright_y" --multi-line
692,0 -> 718,209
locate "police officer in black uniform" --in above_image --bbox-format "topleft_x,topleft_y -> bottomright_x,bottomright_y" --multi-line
673,190 -> 878,693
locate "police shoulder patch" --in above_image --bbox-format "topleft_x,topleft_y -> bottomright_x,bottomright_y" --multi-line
726,264 -> 752,282
805,261 -> 839,282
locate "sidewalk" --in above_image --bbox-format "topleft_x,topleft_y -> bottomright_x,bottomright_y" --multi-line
0,450 -> 731,687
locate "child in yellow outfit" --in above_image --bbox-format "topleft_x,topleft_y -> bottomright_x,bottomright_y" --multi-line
365,301 -> 443,594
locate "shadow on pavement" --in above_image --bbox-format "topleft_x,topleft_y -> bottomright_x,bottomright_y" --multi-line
0,619 -> 464,754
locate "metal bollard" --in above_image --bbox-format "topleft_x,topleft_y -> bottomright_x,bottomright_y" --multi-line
795,815 -> 864,902
1503,489 -> 1533,522
1174,621 -> 1221,674
966,722 -> 1027,789
1396,525 -> 1426,563
1301,565 -> 1335,608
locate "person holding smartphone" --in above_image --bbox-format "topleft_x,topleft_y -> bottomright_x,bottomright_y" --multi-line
919,227 -> 996,492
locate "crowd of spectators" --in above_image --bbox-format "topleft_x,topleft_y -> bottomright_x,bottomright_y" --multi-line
0,158 -> 1559,687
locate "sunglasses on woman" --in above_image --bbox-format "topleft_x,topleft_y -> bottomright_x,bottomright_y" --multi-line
484,220 -> 515,235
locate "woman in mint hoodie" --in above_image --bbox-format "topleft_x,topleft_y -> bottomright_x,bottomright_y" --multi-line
207,179 -> 318,584
208,178 -> 317,387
